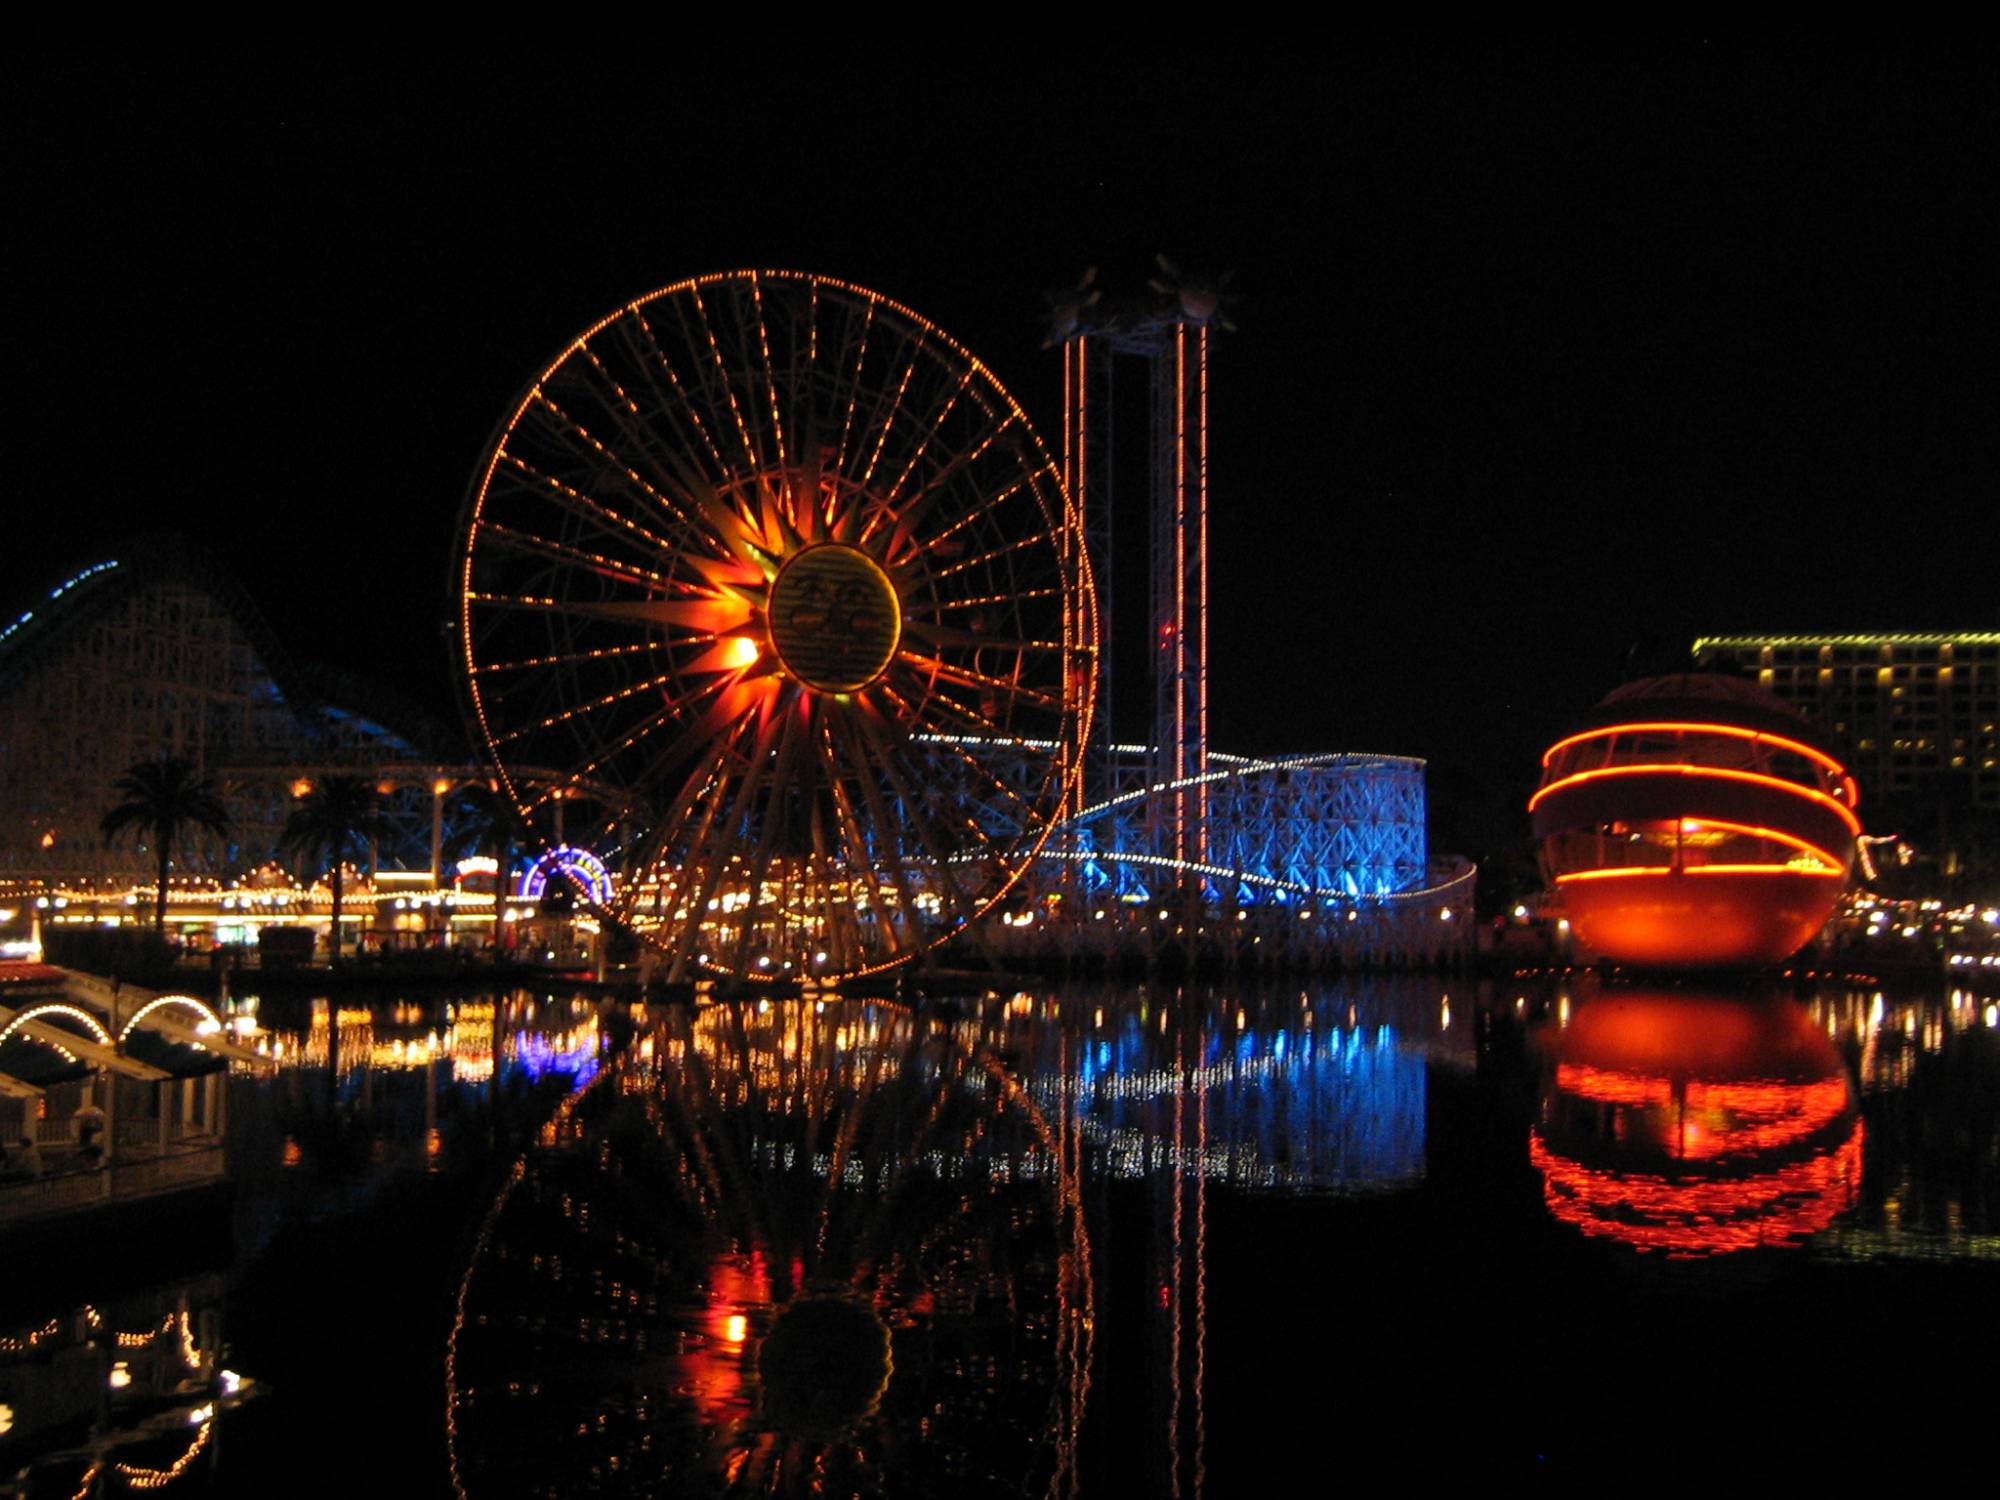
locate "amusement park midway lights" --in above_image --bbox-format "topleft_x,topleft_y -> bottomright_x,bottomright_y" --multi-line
0,264 -> 1470,972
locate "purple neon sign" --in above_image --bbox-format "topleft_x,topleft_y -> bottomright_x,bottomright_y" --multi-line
517,845 -> 613,905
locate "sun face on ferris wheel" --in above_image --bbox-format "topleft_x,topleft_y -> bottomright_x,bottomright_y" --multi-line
455,270 -> 1094,980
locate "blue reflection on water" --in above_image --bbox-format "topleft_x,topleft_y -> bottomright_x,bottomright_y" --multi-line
511,1027 -> 601,1088
1048,1007 -> 1426,1192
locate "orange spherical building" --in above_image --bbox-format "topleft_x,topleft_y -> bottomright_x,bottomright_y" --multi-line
1531,675 -> 1860,968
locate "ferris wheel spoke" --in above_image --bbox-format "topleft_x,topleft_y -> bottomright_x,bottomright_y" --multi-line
879,411 -> 1022,560
473,519 -> 677,592
891,472 -> 1040,565
812,724 -> 908,936
680,287 -> 764,474
638,752 -> 741,944
620,739 -> 741,922
807,769 -> 887,973
815,722 -> 923,952
667,716 -> 787,973
551,595 -> 752,634
789,296 -> 827,484
486,666 -> 689,748
512,433 -> 692,565
851,717 -> 989,928
863,367 -> 975,534
929,528 -> 1059,582
801,278 -> 820,383
622,307 -> 733,478
853,335 -> 926,494
745,272 -> 790,469
838,717 -> 962,903
470,639 -> 665,678
899,620 -> 1066,657
620,676 -> 783,816
726,709 -> 808,971
466,589 -> 566,614
723,279 -> 791,474
892,653 -> 1063,714
531,386 -> 709,518
800,797 -> 849,973
528,391 -> 712,536
763,853 -> 810,973
572,339 -> 645,423
493,451 -> 688,560
922,586 -> 1063,611
517,688 -> 712,798
829,295 -> 878,477
655,737 -> 739,852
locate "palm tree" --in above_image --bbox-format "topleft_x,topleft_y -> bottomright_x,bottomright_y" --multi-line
101,759 -> 232,939
450,780 -> 527,955
279,776 -> 388,964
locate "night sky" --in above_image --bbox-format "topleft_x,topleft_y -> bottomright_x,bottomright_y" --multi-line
8,46 -> 1994,864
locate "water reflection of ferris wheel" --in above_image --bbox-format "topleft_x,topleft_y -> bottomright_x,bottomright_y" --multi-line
455,271 -> 1095,982
445,998 -> 1093,1498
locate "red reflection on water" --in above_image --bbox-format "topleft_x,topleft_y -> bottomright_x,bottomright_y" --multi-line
682,1250 -> 770,1426
1555,1063 -> 1673,1110
1555,1065 -> 1851,1159
1533,990 -> 1863,1257
1531,1127 -> 1863,1256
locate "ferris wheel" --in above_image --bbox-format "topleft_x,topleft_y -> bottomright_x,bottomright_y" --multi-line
455,271 -> 1094,980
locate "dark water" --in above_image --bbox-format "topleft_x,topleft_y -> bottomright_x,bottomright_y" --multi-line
4,976 -> 1998,1493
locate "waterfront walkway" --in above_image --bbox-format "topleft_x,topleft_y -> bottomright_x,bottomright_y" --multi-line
0,965 -> 269,1227
0,1141 -> 226,1224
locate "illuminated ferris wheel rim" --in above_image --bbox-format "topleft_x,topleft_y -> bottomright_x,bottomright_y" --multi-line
458,267 -> 1046,553
454,265 -> 1091,804
452,268 -> 1095,981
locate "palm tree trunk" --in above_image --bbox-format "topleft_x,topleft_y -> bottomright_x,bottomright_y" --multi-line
497,830 -> 515,956
155,838 -> 171,940
330,861 -> 344,967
